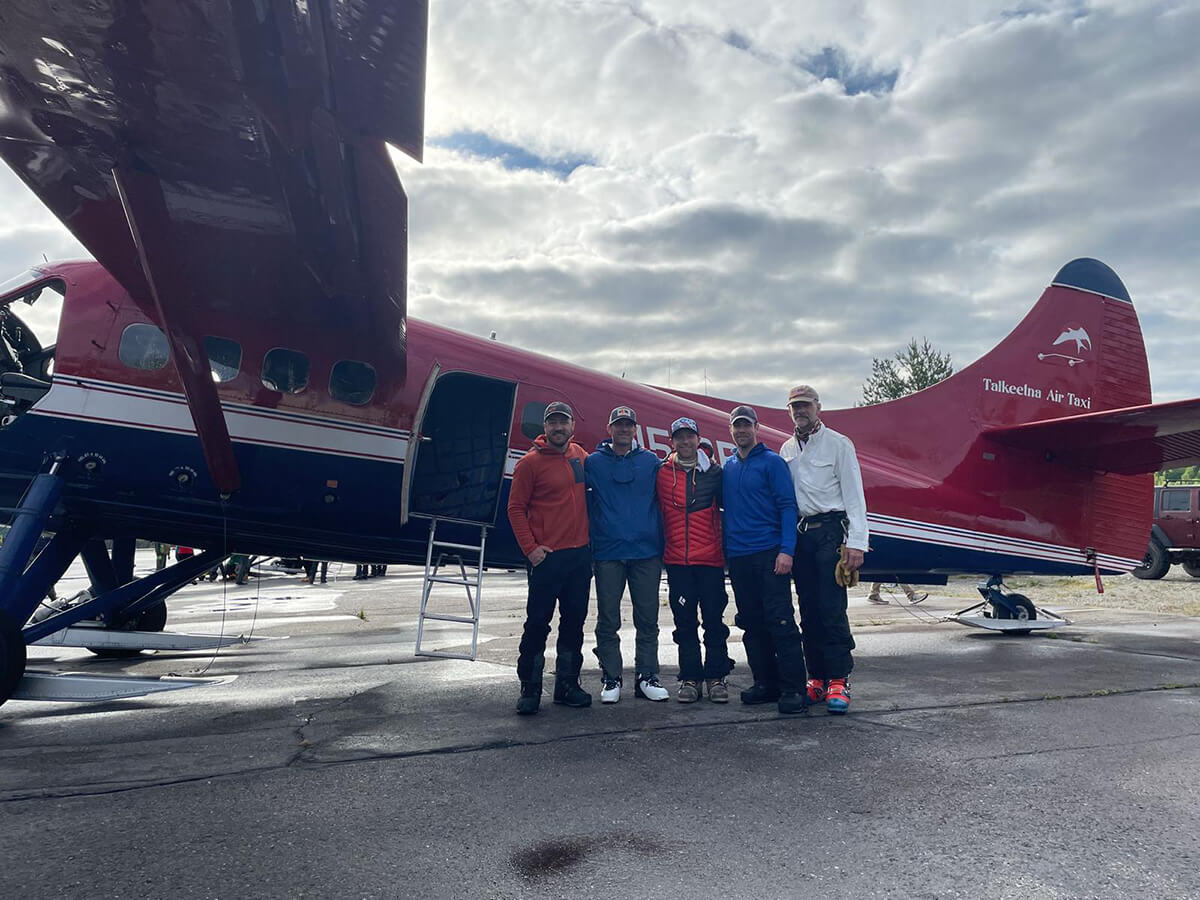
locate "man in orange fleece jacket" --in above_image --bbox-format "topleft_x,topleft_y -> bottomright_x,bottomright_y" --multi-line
508,401 -> 593,715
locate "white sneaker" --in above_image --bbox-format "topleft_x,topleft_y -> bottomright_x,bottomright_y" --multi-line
636,674 -> 669,702
600,677 -> 622,703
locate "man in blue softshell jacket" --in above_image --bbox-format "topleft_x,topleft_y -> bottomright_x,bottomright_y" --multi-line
722,405 -> 808,716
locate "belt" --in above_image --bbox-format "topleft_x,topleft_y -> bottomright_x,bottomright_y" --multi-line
798,510 -> 847,532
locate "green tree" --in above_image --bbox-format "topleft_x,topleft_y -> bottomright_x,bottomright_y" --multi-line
860,338 -> 954,405
1156,465 -> 1200,485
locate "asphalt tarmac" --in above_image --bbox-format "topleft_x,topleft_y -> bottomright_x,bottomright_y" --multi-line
2,557 -> 1199,899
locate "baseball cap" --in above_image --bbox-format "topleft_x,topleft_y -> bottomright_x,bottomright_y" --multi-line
670,416 -> 699,436
787,384 -> 820,406
608,405 -> 637,425
729,405 -> 758,425
543,401 -> 574,421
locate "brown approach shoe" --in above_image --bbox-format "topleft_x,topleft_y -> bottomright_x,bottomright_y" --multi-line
706,678 -> 729,703
677,680 -> 700,703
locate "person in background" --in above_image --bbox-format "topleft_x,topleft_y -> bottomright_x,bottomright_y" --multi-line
867,582 -> 927,605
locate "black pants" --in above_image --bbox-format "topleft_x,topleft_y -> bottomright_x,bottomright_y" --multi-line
517,545 -> 592,683
727,548 -> 807,694
666,564 -> 732,680
793,526 -> 856,680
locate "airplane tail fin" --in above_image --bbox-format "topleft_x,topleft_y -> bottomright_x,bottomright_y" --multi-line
955,257 -> 1151,424
815,258 -> 1161,572
828,257 -> 1151,430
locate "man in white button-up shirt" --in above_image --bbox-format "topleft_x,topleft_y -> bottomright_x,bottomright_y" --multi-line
779,385 -> 868,715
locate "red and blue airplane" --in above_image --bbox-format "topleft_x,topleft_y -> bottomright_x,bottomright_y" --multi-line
2,0 -> 1200,707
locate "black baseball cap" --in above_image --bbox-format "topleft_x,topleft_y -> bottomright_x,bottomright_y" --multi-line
729,405 -> 758,425
608,405 -> 637,425
543,401 -> 574,421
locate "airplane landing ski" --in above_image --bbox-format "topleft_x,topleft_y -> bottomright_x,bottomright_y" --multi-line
12,672 -> 230,703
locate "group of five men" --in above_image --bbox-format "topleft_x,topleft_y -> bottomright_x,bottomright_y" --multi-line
506,386 -> 868,717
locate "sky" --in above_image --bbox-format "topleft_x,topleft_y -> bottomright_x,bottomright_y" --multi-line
2,0 -> 1198,409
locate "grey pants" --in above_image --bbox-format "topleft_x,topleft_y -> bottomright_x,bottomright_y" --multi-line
592,557 -> 663,678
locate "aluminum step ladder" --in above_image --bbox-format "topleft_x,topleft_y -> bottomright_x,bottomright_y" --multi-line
414,517 -> 488,660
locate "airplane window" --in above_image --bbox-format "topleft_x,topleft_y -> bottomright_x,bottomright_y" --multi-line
0,268 -> 46,297
329,360 -> 375,406
520,402 -> 549,441
261,347 -> 309,394
118,323 -> 170,370
1161,490 -> 1190,512
2,278 -> 65,380
205,336 -> 241,383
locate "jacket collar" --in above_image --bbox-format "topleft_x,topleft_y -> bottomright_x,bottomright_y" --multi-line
597,437 -> 642,458
668,448 -> 711,472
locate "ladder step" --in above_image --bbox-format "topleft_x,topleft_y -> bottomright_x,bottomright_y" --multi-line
415,649 -> 478,661
426,575 -> 478,586
432,540 -> 484,552
420,613 -> 477,624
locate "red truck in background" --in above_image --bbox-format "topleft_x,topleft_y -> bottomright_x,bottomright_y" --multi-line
1133,485 -> 1200,579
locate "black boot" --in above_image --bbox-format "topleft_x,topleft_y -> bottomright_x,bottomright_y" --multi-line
777,692 -> 809,715
516,681 -> 542,715
740,682 -> 781,705
553,675 -> 592,707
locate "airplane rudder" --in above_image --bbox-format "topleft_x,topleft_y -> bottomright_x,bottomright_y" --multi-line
976,258 -> 1147,422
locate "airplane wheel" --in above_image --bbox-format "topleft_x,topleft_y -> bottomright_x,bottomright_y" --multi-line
85,602 -> 167,657
133,602 -> 167,632
1181,561 -> 1200,579
992,593 -> 1036,636
0,611 -> 27,707
1132,541 -> 1169,580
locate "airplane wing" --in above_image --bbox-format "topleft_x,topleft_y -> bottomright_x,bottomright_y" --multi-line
982,397 -> 1200,475
0,1 -> 427,492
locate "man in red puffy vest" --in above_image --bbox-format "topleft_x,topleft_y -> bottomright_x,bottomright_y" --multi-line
656,416 -> 732,703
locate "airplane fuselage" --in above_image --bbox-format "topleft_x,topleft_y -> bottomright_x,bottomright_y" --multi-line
0,259 -> 1153,580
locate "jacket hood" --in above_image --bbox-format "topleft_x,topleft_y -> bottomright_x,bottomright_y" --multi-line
737,442 -> 767,460
533,434 -> 582,454
595,437 -> 644,457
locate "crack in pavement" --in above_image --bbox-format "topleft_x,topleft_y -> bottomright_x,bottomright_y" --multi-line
958,729 -> 1200,762
4,681 -> 1197,804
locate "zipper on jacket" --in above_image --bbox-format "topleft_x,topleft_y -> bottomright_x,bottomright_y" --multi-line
684,466 -> 691,564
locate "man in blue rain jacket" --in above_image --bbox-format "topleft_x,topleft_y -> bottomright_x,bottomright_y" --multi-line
586,405 -> 668,704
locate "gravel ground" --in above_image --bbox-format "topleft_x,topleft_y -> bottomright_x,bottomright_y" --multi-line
858,568 -> 1200,617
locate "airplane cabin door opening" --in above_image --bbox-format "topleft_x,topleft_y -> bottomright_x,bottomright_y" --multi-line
406,372 -> 517,525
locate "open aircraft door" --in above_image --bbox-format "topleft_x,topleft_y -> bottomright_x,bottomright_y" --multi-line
400,367 -> 518,527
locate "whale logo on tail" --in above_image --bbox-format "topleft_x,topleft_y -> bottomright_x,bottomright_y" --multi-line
1052,326 -> 1092,354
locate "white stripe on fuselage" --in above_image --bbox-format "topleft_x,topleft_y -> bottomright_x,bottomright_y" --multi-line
30,375 -> 410,463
